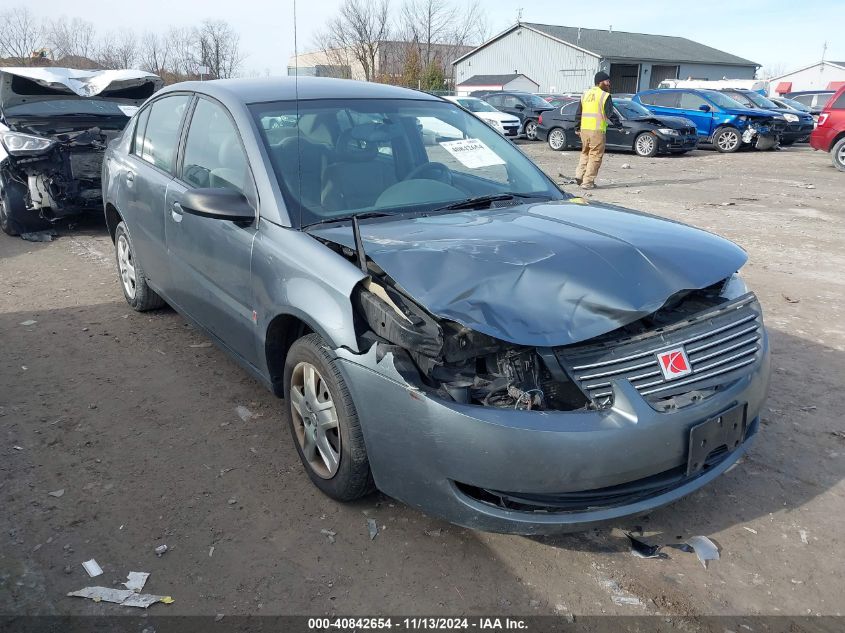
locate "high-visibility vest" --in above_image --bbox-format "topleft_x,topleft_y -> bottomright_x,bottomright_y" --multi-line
580,86 -> 609,132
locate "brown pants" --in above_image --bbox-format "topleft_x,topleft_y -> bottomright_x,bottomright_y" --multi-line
575,130 -> 606,186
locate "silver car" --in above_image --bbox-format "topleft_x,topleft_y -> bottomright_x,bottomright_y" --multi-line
103,78 -> 770,534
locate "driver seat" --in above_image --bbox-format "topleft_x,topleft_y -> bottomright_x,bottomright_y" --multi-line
321,130 -> 396,212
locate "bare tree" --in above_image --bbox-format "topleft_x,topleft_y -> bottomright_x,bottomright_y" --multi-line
45,17 -> 98,62
196,20 -> 243,79
97,29 -> 138,69
0,7 -> 44,63
138,31 -> 172,76
317,0 -> 390,82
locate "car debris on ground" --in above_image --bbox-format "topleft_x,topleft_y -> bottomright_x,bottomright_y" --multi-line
20,231 -> 57,243
154,544 -> 168,557
48,489 -> 64,498
81,559 -> 103,577
367,519 -> 379,540
321,529 -> 337,544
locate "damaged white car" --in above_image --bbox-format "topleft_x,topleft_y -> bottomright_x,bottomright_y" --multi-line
0,67 -> 162,236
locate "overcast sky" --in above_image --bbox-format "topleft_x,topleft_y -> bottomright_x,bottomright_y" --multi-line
28,0 -> 845,77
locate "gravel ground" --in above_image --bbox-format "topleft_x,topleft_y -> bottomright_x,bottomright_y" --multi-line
1,143 -> 843,622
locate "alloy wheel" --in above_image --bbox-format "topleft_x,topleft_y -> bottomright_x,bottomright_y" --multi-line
718,130 -> 739,151
549,129 -> 566,150
636,134 -> 656,156
837,143 -> 845,168
116,234 -> 137,299
525,121 -> 538,140
290,361 -> 341,479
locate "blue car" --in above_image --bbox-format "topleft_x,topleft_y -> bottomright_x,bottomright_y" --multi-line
634,89 -> 786,152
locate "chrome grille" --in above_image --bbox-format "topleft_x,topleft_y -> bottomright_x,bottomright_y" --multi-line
556,294 -> 763,403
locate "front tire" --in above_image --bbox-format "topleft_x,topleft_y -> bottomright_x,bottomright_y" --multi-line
0,177 -> 49,236
114,221 -> 165,311
524,120 -> 538,141
713,127 -> 741,153
284,333 -> 375,501
634,132 -> 658,157
548,127 -> 568,151
832,137 -> 845,173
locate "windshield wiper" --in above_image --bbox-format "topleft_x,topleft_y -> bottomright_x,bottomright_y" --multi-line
432,192 -> 550,212
302,211 -> 394,229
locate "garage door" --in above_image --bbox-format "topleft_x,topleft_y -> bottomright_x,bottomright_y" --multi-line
609,64 -> 640,94
650,65 -> 679,89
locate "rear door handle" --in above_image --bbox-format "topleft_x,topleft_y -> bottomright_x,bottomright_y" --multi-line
171,201 -> 183,223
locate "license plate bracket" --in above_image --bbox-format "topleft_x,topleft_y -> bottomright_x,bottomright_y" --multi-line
687,404 -> 747,476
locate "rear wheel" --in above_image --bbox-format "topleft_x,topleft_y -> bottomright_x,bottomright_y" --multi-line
634,132 -> 658,157
114,221 -> 165,311
284,333 -> 375,501
548,127 -> 568,151
713,127 -> 741,153
524,120 -> 539,140
832,137 -> 845,172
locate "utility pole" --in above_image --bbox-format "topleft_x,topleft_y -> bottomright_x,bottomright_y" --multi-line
822,41 -> 828,63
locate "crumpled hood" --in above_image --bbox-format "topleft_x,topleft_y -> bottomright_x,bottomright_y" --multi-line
309,200 -> 747,347
0,67 -> 162,109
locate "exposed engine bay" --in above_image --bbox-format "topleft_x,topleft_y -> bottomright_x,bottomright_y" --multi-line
331,239 -> 741,413
1,124 -> 123,218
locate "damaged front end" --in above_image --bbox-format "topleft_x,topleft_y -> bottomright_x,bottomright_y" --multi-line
741,116 -> 786,150
350,261 -> 757,416
0,127 -> 116,220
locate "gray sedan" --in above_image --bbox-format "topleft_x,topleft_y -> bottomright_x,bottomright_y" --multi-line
103,77 -> 770,534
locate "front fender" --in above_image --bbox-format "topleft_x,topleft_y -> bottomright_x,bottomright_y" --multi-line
251,219 -> 366,375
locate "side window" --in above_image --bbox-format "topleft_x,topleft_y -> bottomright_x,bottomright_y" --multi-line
830,93 -> 845,109
638,93 -> 657,106
503,96 -> 520,108
181,98 -> 251,195
561,101 -> 579,114
792,94 -> 813,107
486,95 -> 502,107
650,92 -> 681,108
679,93 -> 709,110
132,106 -> 151,156
139,95 -> 191,172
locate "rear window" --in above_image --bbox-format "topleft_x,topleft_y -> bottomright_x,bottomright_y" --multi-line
831,92 -> 845,110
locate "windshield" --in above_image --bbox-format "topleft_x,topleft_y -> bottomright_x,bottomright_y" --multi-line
702,90 -> 748,110
455,98 -> 498,113
5,99 -> 133,118
741,92 -> 781,109
615,100 -> 652,118
775,97 -> 811,112
250,98 -> 564,227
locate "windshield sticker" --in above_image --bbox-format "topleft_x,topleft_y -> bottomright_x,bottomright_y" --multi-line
439,138 -> 506,169
117,105 -> 139,117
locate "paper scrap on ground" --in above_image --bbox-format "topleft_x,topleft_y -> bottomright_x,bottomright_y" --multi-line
67,586 -> 173,608
82,559 -> 103,577
48,489 -> 65,498
439,139 -> 505,169
122,572 -> 150,593
235,405 -> 254,422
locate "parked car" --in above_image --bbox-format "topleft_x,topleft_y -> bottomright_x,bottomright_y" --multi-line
481,91 -> 554,140
103,77 -> 770,535
717,89 -> 814,144
634,89 -> 786,152
443,96 -> 521,136
536,98 -> 698,156
0,67 -> 162,236
768,96 -> 815,116
784,90 -> 835,114
809,85 -> 845,172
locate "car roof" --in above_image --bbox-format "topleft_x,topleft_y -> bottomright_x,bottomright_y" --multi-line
786,90 -> 834,96
156,76 -> 440,105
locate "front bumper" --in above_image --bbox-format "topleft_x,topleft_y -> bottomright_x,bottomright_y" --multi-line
782,121 -> 815,142
656,133 -> 698,152
335,331 -> 770,535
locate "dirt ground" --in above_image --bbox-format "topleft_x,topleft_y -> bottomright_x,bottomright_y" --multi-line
1,143 -> 844,622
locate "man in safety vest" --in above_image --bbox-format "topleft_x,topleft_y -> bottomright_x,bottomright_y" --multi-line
574,71 -> 620,189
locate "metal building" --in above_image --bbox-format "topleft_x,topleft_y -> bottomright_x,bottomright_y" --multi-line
453,23 -> 759,95
769,61 -> 845,96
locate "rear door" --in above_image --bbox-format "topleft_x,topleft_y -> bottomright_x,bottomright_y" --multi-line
121,94 -> 192,294
166,96 -> 260,365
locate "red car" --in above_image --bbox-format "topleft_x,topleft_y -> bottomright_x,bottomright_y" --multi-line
810,86 -> 845,172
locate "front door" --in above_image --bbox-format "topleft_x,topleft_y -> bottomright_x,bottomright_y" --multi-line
678,92 -> 716,138
165,97 -> 260,366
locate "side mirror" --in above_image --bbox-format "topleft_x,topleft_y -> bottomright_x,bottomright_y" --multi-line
180,188 -> 254,222
698,104 -> 711,112
514,104 -> 525,111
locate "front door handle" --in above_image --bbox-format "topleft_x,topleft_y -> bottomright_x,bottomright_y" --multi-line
125,171 -> 135,187
171,201 -> 183,223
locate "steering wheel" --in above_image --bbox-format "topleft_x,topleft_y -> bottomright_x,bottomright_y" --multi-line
404,161 -> 453,185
